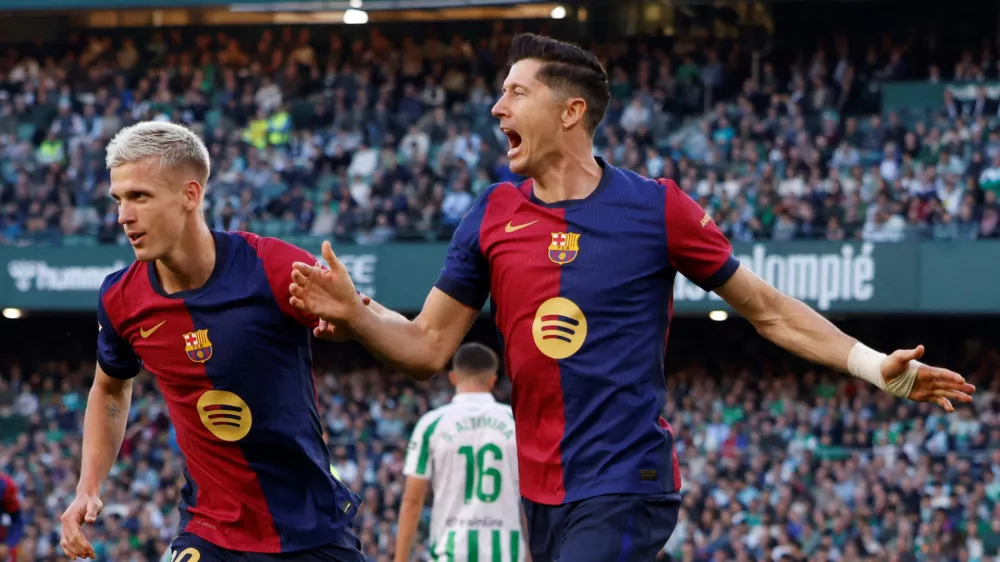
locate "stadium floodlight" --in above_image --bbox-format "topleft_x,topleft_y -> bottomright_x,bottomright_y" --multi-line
348,0 -> 362,7
550,5 -> 567,19
709,310 -> 728,322
343,8 -> 368,23
2,308 -> 23,320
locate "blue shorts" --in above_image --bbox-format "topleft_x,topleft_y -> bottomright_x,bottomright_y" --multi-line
522,493 -> 681,562
169,530 -> 365,562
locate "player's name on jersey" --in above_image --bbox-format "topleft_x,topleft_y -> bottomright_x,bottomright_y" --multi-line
443,515 -> 506,529
438,415 -> 514,443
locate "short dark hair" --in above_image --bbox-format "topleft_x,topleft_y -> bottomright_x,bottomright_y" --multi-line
507,33 -> 610,135
452,343 -> 499,376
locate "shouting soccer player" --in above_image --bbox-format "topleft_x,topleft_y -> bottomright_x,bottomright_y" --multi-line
288,34 -> 976,561
396,343 -> 526,562
59,122 -> 365,562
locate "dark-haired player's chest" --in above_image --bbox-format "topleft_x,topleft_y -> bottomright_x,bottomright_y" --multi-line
480,205 -> 670,307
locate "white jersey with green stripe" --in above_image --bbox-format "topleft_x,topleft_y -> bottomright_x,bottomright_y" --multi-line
404,392 -> 525,562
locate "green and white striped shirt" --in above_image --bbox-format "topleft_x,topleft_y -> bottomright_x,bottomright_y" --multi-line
404,393 -> 526,562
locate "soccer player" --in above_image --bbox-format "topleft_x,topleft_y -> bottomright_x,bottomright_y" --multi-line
287,34 -> 975,561
58,121 -> 365,562
396,343 -> 526,562
0,473 -> 23,562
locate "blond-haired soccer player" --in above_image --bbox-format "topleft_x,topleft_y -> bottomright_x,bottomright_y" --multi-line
59,121 -> 365,562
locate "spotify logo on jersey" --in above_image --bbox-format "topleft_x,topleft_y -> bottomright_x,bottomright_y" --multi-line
197,390 -> 252,442
532,297 -> 588,359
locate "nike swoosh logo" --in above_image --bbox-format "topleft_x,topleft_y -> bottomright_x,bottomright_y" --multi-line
505,220 -> 538,233
139,320 -> 166,339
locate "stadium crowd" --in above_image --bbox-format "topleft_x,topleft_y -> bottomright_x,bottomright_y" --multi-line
4,18 -> 1000,562
1,320 -> 998,562
1,26 -> 999,246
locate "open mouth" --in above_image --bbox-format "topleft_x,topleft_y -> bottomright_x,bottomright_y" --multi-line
127,232 -> 146,245
501,127 -> 523,158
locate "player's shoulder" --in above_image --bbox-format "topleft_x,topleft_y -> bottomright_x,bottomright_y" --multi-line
599,161 -> 674,207
614,165 -> 676,195
410,406 -> 451,440
464,181 -> 523,214
230,230 -> 318,266
489,400 -> 514,417
99,259 -> 144,294
484,180 -> 525,199
98,260 -> 147,316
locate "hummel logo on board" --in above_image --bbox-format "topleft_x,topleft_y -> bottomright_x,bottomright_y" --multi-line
505,220 -> 538,233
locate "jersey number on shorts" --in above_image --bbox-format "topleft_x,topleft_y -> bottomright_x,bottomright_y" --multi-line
458,443 -> 503,504
171,548 -> 201,562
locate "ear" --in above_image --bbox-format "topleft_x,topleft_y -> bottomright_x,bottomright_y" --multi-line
561,97 -> 588,130
448,371 -> 456,386
183,180 -> 204,211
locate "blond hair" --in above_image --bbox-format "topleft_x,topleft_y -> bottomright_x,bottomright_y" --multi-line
105,121 -> 210,185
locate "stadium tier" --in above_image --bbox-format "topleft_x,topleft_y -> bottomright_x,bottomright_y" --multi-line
2,5 -> 1000,562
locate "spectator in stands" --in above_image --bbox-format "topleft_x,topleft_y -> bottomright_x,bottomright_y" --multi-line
1,318 -> 998,561
19,24 -> 995,246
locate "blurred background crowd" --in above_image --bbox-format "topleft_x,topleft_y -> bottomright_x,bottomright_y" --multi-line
3,318 -> 999,562
1,13 -> 1000,248
2,0 -> 1000,561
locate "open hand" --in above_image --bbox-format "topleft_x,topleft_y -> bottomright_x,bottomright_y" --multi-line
312,293 -> 372,342
882,345 -> 975,412
60,494 -> 102,559
290,241 -> 364,326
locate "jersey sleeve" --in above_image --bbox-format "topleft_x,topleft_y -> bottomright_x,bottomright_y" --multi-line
403,412 -> 444,480
96,275 -> 141,380
661,179 -> 740,291
255,235 -> 323,329
433,186 -> 494,310
0,475 -> 24,547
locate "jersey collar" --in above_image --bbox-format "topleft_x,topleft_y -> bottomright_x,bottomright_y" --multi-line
527,156 -> 614,209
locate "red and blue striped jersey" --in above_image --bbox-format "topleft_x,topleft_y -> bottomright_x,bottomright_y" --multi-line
0,473 -> 23,555
96,230 -> 360,553
434,159 -> 739,505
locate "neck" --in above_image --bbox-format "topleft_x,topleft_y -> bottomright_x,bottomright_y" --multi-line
155,220 -> 216,294
454,384 -> 492,395
531,141 -> 602,204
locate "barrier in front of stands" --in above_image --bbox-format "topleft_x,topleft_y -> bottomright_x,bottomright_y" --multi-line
1,240 -> 999,314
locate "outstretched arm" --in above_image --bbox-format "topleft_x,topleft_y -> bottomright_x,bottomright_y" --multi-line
348,287 -> 479,380
293,189 -> 494,379
658,178 -> 974,412
715,264 -> 975,411
290,242 -> 480,380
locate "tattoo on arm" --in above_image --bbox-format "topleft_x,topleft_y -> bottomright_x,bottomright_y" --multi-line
107,403 -> 121,420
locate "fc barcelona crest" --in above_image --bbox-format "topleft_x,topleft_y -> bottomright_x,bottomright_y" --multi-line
548,232 -> 580,265
183,329 -> 213,363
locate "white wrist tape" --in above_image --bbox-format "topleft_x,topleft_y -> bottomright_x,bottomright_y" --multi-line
847,342 -> 887,390
847,342 -> 921,398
